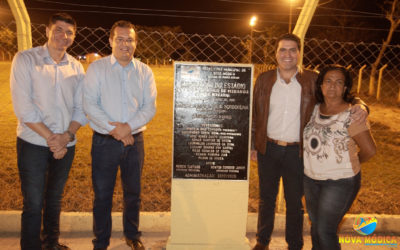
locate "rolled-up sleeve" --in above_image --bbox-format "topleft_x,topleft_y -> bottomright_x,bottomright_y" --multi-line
10,52 -> 42,123
127,69 -> 157,131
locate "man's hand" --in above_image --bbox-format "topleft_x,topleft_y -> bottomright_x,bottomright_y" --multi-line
53,147 -> 67,159
121,134 -> 135,147
108,122 -> 132,141
47,133 -> 69,153
350,104 -> 368,125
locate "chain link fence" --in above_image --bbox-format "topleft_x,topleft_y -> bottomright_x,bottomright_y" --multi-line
0,21 -> 399,213
2,22 -> 400,102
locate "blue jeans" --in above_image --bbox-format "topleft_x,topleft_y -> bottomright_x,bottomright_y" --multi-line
256,141 -> 304,250
91,132 -> 144,249
17,138 -> 75,250
304,173 -> 361,250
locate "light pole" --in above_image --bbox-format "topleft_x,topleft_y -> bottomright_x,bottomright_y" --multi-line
249,16 -> 257,63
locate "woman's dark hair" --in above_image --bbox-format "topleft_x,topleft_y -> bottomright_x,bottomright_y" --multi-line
315,64 -> 355,103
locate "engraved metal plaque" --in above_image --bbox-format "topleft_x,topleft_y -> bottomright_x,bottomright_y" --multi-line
173,62 -> 253,180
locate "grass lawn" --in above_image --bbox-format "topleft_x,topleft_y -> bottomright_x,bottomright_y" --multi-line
0,62 -> 399,214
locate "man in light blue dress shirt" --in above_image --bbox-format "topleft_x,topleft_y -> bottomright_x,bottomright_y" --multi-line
83,20 -> 157,250
10,13 -> 87,250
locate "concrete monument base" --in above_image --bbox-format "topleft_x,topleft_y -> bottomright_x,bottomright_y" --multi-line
166,179 -> 250,250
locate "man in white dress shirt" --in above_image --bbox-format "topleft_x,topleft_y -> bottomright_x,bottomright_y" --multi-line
10,13 -> 87,250
83,20 -> 157,250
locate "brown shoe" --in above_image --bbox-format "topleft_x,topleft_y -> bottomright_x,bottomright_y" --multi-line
252,242 -> 269,250
126,238 -> 145,250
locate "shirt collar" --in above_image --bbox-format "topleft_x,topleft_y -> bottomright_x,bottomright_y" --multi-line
110,54 -> 134,69
276,67 -> 299,84
40,44 -> 69,65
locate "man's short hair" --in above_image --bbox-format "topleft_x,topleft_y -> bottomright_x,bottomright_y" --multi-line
275,33 -> 301,51
110,20 -> 136,40
48,13 -> 76,30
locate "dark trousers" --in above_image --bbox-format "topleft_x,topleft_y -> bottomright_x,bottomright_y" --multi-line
91,132 -> 144,249
304,173 -> 361,250
256,141 -> 304,250
17,137 -> 75,250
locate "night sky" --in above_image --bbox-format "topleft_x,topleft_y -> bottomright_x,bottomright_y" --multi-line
2,0 -> 399,43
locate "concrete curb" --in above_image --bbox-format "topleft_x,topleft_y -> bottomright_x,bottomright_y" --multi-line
1,211 -> 399,234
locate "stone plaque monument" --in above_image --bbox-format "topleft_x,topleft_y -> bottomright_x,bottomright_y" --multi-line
167,62 -> 253,250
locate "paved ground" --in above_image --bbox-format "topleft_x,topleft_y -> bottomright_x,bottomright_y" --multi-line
0,231 -> 397,250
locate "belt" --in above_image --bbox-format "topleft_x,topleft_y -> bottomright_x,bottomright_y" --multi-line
267,136 -> 299,146
94,131 -> 142,139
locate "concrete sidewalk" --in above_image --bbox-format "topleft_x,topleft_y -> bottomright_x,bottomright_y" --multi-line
0,231 -> 304,250
1,211 -> 399,234
0,211 -> 399,249
0,231 -> 396,250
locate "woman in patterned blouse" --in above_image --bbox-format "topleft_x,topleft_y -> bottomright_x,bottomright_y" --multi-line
303,64 -> 376,250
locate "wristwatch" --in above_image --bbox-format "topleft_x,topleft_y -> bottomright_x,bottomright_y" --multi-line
66,130 -> 75,142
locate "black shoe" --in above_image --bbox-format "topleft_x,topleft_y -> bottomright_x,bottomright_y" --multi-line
126,238 -> 145,250
42,243 -> 71,250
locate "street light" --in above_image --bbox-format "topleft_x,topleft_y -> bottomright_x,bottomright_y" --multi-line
249,16 -> 257,63
289,0 -> 296,33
